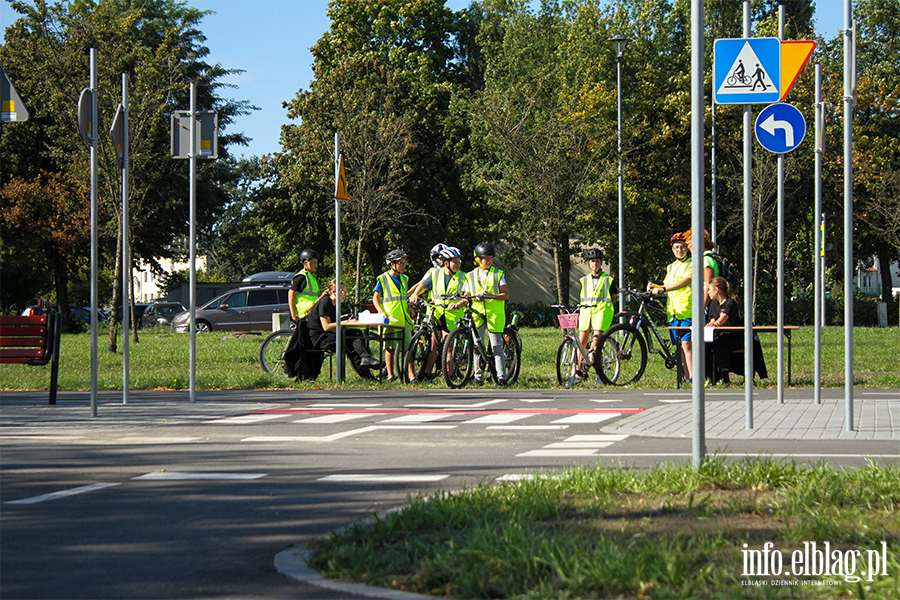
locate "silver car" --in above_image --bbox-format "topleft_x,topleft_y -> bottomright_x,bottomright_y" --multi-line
171,285 -> 290,333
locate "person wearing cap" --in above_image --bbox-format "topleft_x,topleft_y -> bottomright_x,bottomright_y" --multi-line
289,249 -> 320,322
373,249 -> 412,381
461,242 -> 509,385
408,246 -> 466,381
685,229 -> 717,306
575,248 -> 616,382
647,232 -> 694,383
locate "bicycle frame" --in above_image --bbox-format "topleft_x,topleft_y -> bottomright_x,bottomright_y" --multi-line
552,304 -> 595,367
617,291 -> 678,368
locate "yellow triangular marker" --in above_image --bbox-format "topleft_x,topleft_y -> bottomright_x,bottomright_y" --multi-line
335,155 -> 349,200
780,40 -> 816,101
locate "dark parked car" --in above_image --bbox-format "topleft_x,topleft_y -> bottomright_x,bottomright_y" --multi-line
171,285 -> 290,333
140,301 -> 186,328
115,304 -> 149,328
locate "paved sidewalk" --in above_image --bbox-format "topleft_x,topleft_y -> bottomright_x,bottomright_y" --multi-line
604,395 -> 899,440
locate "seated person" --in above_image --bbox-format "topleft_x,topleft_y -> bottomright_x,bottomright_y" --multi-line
705,276 -> 743,385
308,280 -> 384,379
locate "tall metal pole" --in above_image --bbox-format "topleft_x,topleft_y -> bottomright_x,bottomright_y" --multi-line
711,98 -> 717,247
814,64 -> 823,404
122,73 -> 130,405
616,47 -> 625,311
690,0 -> 705,469
90,48 -> 99,418
334,133 -> 343,383
742,2 -> 754,428
189,82 -> 197,403
776,5 -> 786,404
843,0 -> 854,430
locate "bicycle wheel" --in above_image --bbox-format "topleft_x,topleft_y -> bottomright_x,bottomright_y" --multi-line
556,337 -> 579,386
597,323 -> 648,386
442,327 -> 473,389
260,330 -> 293,377
502,328 -> 522,385
402,329 -> 432,383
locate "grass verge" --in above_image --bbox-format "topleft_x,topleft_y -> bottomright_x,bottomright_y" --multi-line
308,458 -> 900,599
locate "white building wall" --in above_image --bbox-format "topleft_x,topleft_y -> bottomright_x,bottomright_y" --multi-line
133,256 -> 207,303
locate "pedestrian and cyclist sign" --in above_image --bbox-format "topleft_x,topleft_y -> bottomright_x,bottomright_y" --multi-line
714,38 -> 816,104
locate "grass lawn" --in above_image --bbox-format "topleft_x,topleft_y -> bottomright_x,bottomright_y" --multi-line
308,458 -> 900,599
1,325 -> 898,391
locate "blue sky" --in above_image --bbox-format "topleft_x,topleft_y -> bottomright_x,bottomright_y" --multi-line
2,0 -> 847,159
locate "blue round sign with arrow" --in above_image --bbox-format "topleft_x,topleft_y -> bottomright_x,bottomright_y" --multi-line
755,102 -> 806,153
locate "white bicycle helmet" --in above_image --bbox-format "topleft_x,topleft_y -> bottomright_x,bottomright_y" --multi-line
430,243 -> 447,268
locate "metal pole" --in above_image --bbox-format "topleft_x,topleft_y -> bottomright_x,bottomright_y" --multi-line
690,0 -> 705,469
90,48 -> 99,418
617,49 -> 625,312
776,5 -> 786,404
334,133 -> 343,383
122,73 -> 130,404
189,82 -> 197,402
843,1 -> 854,430
814,64 -> 823,404
742,1 -> 754,428
711,98 -> 717,247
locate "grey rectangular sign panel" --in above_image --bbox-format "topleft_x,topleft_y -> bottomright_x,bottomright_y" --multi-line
170,110 -> 218,159
1,64 -> 30,122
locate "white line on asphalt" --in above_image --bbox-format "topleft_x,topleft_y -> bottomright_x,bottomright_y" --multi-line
644,391 -> 691,395
243,426 -> 380,443
464,413 -> 535,424
519,398 -> 555,403
318,474 -> 450,483
293,413 -> 385,424
374,425 -> 458,430
660,399 -> 692,403
551,413 -> 618,424
133,472 -> 266,480
6,483 -> 121,505
409,399 -> 508,408
487,425 -> 569,430
378,414 -> 453,424
592,453 -> 900,459
207,414 -> 285,425
564,434 -> 630,442
516,449 -> 599,457
589,399 -> 623,404
861,392 -> 900,396
543,442 -> 616,449
308,403 -> 383,407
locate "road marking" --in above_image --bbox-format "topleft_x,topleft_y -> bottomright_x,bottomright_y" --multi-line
407,399 -> 508,408
543,442 -> 616,449
590,399 -> 623,404
465,413 -> 535,424
565,434 -> 630,442
660,399 -> 692,404
6,483 -> 121,505
133,472 -> 266,480
551,413 -> 618,424
308,403 -> 383,407
294,413 -> 384,424
318,474 -> 450,483
520,398 -> 555,403
374,425 -> 457,430
487,425 -> 569,430
517,449 -> 600,457
243,426 -> 380,443
207,414 -> 286,425
378,414 -> 453,424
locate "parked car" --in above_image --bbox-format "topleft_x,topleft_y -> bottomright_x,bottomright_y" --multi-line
115,304 -> 149,328
20,304 -> 107,322
140,301 -> 186,328
171,285 -> 290,333
242,271 -> 295,284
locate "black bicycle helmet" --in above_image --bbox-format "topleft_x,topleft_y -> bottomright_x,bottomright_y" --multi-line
473,242 -> 496,258
385,249 -> 407,263
584,248 -> 603,261
299,249 -> 319,263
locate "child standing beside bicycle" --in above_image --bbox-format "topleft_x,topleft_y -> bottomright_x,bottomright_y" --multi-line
647,232 -> 694,383
575,248 -> 616,383
459,243 -> 509,385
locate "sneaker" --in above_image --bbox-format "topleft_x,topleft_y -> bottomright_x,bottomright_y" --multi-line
474,378 -> 485,386
573,372 -> 584,384
386,375 -> 398,382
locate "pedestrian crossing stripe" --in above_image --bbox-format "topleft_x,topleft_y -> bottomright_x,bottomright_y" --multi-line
714,38 -> 781,104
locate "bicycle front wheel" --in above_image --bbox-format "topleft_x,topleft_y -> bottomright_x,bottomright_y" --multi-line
597,323 -> 648,386
260,330 -> 294,377
502,328 -> 522,385
556,337 -> 579,386
403,329 -> 432,383
442,327 -> 473,389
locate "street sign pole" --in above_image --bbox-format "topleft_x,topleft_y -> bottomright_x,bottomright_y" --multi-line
334,133 -> 343,384
814,64 -> 823,405
691,0 -> 706,469
121,74 -> 130,404
777,5 -> 786,405
90,48 -> 99,418
189,82 -> 197,403
742,1 -> 754,429
843,0 -> 854,430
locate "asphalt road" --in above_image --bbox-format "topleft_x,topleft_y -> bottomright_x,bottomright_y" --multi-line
2,388 -> 897,599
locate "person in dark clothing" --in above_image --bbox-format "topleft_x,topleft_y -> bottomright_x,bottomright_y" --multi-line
308,280 -> 383,378
705,276 -> 743,385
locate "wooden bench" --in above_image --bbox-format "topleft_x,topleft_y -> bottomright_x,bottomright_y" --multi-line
0,313 -> 62,404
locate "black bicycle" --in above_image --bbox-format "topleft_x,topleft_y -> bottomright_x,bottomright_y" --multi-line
595,288 -> 680,386
441,294 -> 521,388
401,298 -> 444,384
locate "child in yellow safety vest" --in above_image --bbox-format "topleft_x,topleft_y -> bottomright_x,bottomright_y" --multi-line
373,249 -> 412,382
458,243 -> 509,385
575,248 -> 616,383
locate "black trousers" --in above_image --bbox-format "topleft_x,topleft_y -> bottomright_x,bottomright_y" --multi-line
311,329 -> 375,378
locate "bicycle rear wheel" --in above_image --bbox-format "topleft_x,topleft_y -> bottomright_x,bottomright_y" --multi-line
556,337 -> 579,386
260,330 -> 293,377
597,323 -> 648,385
502,328 -> 522,385
403,329 -> 433,383
442,327 -> 473,388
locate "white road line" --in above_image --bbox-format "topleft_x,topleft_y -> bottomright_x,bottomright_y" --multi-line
243,426 -> 380,443
519,398 -> 555,403
6,483 -> 121,505
465,413 -> 535,424
207,414 -> 285,425
564,434 -> 630,442
133,472 -> 266,480
660,399 -> 692,404
861,392 -> 899,397
516,449 -> 599,457
487,425 -> 569,430
408,399 -> 508,408
543,442 -> 616,449
374,425 -> 457,430
308,403 -> 383,407
551,413 -> 618,424
294,413 -> 384,424
378,414 -> 453,423
589,399 -> 623,404
318,474 -> 450,483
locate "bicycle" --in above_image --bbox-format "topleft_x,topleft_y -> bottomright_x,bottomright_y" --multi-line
595,288 -> 680,386
401,298 -> 444,384
551,304 -> 618,387
440,294 -> 521,388
259,320 -> 297,377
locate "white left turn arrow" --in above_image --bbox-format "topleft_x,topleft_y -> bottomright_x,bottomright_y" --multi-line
760,114 -> 794,147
